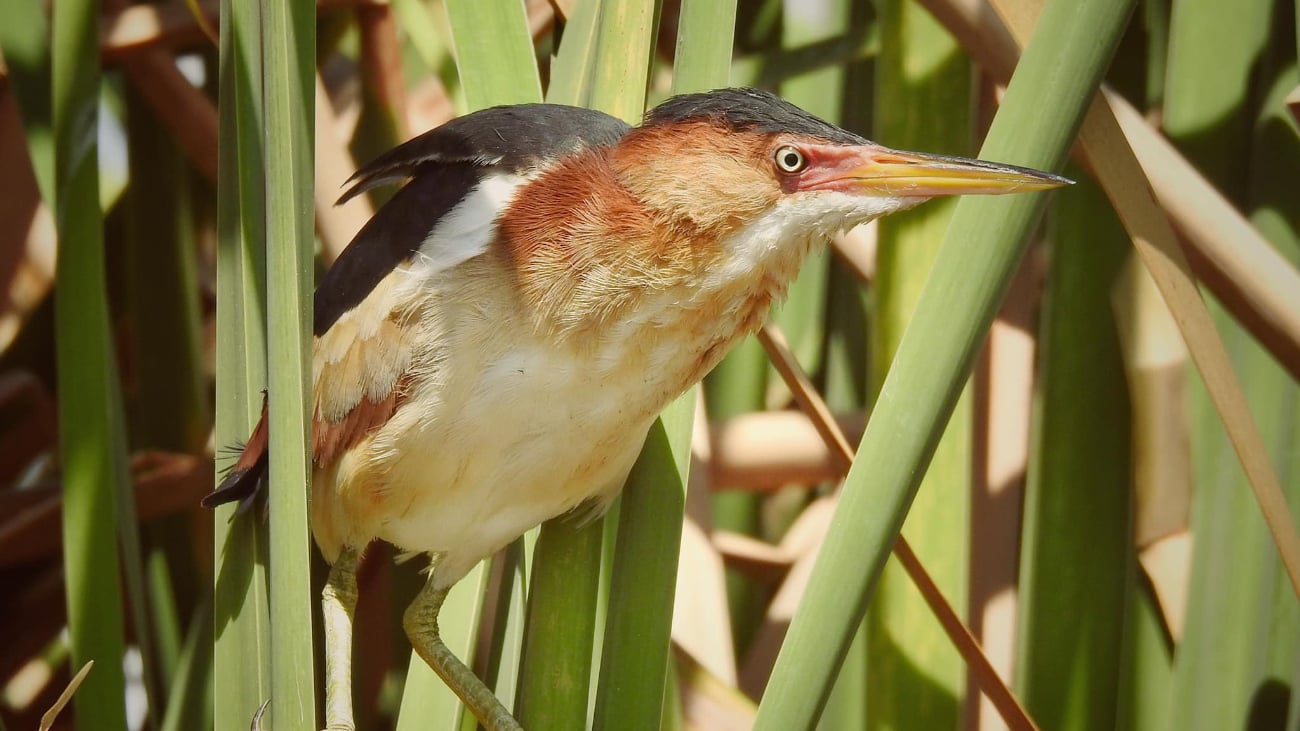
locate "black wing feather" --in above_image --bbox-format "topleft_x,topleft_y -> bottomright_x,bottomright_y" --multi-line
315,164 -> 479,334
336,103 -> 631,204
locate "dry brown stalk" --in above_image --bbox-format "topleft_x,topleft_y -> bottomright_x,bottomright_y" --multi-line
757,324 -> 1039,731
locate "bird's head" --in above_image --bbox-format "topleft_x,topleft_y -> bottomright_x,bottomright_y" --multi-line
498,88 -> 1067,337
612,88 -> 1068,243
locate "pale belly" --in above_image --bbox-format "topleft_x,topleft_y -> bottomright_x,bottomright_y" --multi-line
310,258 -> 765,587
315,335 -> 675,588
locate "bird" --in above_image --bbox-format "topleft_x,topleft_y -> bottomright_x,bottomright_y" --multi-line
205,87 -> 1068,731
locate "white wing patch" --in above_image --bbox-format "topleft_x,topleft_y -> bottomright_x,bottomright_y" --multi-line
312,172 -> 528,426
417,173 -> 525,273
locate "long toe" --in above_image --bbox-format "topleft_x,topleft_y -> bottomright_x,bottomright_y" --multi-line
405,571 -> 523,730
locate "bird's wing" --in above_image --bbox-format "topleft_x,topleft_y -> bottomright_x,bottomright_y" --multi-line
204,104 -> 630,510
310,265 -> 416,468
315,103 -> 631,336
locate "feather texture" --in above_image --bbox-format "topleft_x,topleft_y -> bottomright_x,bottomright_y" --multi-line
209,90 -> 924,588
211,105 -> 632,512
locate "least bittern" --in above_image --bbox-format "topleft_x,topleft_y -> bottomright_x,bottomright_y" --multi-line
206,87 -> 1068,730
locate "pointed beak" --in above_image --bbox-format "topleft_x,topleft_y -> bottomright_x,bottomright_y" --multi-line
795,143 -> 1072,198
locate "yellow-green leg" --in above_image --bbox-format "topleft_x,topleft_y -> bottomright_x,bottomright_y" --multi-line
403,556 -> 522,731
322,545 -> 360,731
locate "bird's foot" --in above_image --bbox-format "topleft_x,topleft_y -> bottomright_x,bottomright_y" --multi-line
405,571 -> 523,731
322,547 -> 360,731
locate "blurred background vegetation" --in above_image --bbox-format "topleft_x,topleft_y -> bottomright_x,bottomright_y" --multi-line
0,0 -> 1298,729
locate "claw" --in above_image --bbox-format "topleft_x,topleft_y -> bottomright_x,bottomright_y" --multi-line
249,699 -> 270,731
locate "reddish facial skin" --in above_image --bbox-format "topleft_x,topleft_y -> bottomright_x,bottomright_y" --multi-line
781,141 -> 1067,198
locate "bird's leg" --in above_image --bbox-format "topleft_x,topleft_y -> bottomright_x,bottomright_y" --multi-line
322,545 -> 360,731
403,556 -> 522,731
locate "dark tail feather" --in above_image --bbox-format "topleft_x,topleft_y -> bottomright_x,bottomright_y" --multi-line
202,411 -> 269,510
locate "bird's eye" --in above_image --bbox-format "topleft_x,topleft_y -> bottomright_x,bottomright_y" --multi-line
774,146 -> 806,173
